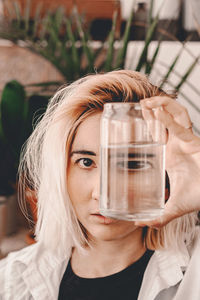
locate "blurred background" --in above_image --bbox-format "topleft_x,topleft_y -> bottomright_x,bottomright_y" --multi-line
0,0 -> 200,259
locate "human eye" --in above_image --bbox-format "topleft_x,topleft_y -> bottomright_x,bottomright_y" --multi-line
117,160 -> 152,171
75,158 -> 95,169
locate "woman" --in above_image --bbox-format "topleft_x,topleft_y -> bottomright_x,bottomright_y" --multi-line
0,70 -> 200,300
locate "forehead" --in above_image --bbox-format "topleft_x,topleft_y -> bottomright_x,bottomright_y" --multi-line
71,113 -> 102,152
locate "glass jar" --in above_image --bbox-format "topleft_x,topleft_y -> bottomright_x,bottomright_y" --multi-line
100,102 -> 166,221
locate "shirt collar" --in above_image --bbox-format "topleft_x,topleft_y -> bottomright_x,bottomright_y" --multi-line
138,244 -> 190,300
20,243 -> 70,300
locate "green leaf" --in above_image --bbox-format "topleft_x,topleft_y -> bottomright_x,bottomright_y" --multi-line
38,49 -> 69,79
160,45 -> 186,88
104,10 -> 118,71
145,40 -> 161,75
41,12 -> 75,80
39,10 -> 51,40
115,6 -> 134,69
148,0 -> 154,25
0,80 -> 26,155
136,11 -> 159,71
24,0 -> 31,33
13,1 -> 22,28
146,50 -> 158,75
75,7 -> 94,73
54,6 -> 65,32
175,56 -> 199,91
32,2 -> 43,38
65,17 -> 80,78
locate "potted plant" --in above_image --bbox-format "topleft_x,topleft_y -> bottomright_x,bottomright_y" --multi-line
0,80 -> 49,237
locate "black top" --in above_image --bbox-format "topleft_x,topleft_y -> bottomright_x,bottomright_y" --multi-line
58,250 -> 154,300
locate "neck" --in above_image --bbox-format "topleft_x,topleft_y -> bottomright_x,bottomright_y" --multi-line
71,227 -> 146,278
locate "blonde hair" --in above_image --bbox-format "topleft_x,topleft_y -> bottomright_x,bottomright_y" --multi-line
19,70 -> 198,256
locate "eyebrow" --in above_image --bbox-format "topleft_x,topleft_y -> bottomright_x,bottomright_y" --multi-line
70,150 -> 96,157
110,153 -> 155,158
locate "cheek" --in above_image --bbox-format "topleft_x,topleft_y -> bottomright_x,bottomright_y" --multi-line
67,167 -> 90,207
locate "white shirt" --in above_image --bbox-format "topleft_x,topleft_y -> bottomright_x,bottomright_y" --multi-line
0,229 -> 200,300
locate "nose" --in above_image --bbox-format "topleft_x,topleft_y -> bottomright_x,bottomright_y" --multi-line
91,169 -> 100,201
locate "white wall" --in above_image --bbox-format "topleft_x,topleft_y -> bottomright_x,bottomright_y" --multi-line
119,0 -> 181,20
120,0 -> 200,28
125,41 -> 200,134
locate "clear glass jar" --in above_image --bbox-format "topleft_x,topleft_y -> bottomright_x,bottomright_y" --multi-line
100,103 -> 166,221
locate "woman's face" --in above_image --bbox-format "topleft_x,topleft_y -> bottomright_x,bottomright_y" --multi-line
67,113 -> 140,243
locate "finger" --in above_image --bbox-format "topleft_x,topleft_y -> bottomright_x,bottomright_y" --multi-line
141,107 -> 154,121
141,107 -> 167,144
141,97 -> 192,129
153,107 -> 194,143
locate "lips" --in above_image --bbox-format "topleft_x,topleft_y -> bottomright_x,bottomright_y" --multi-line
91,213 -> 116,225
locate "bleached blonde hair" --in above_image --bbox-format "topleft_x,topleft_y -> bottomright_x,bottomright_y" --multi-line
19,70 -> 198,256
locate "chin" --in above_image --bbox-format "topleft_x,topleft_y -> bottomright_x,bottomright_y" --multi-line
86,222 -> 139,243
